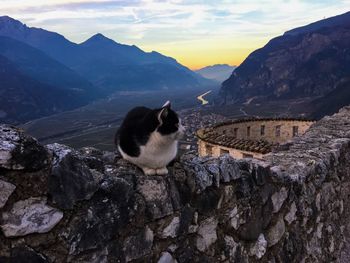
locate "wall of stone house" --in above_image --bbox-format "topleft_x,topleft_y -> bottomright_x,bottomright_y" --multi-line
215,120 -> 314,144
1,107 -> 350,263
198,139 -> 265,160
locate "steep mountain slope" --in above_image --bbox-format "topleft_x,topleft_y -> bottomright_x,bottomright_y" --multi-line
285,11 -> 350,36
0,55 -> 85,124
310,78 -> 350,119
196,64 -> 236,82
0,16 -> 78,61
0,36 -> 96,96
0,16 -> 210,93
220,12 -> 350,107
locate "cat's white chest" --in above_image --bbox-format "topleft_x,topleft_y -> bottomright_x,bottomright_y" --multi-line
138,132 -> 178,168
119,131 -> 178,169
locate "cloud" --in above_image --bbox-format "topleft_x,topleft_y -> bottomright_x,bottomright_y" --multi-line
1,0 -> 349,67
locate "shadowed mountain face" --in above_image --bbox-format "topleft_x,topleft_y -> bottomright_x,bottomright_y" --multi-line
0,36 -> 103,124
0,55 -> 89,124
0,16 -> 210,94
220,11 -> 350,116
0,36 -> 96,94
196,64 -> 236,83
310,78 -> 350,119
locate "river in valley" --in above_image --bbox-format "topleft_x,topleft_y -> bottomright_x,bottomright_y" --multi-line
197,90 -> 212,105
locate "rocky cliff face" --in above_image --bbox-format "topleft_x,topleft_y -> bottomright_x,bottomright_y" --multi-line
1,107 -> 350,262
220,12 -> 350,107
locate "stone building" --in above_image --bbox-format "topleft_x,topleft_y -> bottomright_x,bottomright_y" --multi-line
197,118 -> 315,159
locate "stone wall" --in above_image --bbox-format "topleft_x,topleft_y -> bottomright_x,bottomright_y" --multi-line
1,107 -> 350,263
198,140 -> 265,160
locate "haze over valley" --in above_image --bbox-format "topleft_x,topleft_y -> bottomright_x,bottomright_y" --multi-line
196,64 -> 236,83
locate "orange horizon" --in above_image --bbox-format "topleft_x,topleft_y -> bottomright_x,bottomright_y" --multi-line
141,43 -> 259,71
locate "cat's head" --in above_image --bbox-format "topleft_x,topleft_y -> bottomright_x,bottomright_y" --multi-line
155,101 -> 185,140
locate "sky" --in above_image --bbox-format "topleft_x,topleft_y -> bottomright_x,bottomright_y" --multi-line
1,0 -> 349,69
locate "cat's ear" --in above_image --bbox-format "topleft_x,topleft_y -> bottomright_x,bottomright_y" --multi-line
157,107 -> 168,122
157,101 -> 170,122
162,100 -> 171,109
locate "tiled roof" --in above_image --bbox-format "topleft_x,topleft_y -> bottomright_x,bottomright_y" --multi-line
196,128 -> 272,154
213,117 -> 315,128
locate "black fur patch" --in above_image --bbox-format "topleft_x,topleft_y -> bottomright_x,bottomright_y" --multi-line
157,107 -> 179,135
115,105 -> 179,157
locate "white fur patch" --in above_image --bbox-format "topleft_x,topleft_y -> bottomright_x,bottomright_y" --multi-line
118,131 -> 179,170
162,100 -> 171,108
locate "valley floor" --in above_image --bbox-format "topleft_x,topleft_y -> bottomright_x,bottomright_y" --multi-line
22,88 -> 215,151
22,92 -> 317,151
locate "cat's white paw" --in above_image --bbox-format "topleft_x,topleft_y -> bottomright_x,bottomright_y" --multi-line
142,167 -> 157,175
156,167 -> 168,175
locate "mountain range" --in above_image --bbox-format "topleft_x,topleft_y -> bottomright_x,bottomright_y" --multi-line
0,54 -> 80,123
0,16 -> 211,124
220,11 -> 350,118
0,35 -> 98,124
196,64 -> 236,83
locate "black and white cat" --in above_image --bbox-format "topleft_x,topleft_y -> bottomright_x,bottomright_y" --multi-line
115,101 -> 185,175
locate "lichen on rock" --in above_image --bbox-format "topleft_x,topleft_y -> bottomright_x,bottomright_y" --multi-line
0,124 -> 49,170
1,197 -> 63,237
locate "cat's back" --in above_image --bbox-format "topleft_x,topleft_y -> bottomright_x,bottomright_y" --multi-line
115,106 -> 153,153
122,106 -> 152,125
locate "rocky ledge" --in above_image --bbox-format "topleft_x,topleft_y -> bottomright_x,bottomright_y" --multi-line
1,107 -> 350,262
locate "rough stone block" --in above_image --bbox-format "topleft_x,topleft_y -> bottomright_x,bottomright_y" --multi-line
0,179 -> 16,208
0,124 -> 49,171
285,202 -> 297,225
123,226 -> 154,262
196,217 -> 218,252
137,176 -> 173,220
266,217 -> 286,247
1,197 -> 63,237
219,155 -> 241,182
67,176 -> 133,255
47,143 -> 99,209
249,233 -> 267,259
271,187 -> 288,213
224,235 -> 239,262
3,246 -> 48,263
160,216 -> 180,239
158,251 -> 178,263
